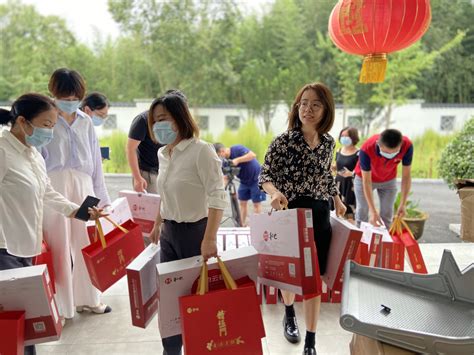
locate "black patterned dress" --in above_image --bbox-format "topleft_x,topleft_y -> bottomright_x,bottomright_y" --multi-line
258,129 -> 339,274
335,150 -> 359,216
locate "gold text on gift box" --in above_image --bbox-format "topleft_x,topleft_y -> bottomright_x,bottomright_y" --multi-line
205,309 -> 245,351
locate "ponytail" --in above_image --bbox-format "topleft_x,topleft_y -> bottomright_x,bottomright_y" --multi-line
0,93 -> 56,127
0,108 -> 13,125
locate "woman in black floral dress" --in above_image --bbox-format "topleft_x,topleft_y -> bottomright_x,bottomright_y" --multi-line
259,82 -> 346,355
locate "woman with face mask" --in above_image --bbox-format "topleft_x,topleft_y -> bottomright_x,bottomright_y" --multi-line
0,93 -> 105,355
41,68 -> 112,321
147,89 -> 228,355
80,92 -> 110,127
334,127 -> 360,219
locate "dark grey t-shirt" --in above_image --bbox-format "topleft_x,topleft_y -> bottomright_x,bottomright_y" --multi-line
128,111 -> 163,173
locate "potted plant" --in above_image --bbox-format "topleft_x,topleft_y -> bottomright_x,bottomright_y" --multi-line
438,118 -> 474,241
393,192 -> 429,240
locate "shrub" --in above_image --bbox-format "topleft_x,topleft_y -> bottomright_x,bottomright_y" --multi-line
438,118 -> 474,189
99,131 -> 131,173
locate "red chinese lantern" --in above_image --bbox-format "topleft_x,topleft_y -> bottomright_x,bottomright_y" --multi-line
328,0 -> 432,83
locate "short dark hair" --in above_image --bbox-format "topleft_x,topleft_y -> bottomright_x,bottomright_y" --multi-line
48,68 -> 86,100
147,89 -> 199,143
380,129 -> 403,148
339,126 -> 360,145
0,93 -> 56,126
81,92 -> 109,111
288,82 -> 335,134
213,143 -> 225,153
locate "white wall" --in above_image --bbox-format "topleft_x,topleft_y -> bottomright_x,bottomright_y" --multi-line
2,100 -> 473,140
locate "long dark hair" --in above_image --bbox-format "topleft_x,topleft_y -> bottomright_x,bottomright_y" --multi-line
288,82 -> 335,134
147,89 -> 199,143
0,93 -> 56,126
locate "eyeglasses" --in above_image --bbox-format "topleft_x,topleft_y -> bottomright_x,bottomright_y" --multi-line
298,101 -> 323,111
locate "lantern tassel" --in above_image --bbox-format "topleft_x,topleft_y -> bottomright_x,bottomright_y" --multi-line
359,54 -> 387,83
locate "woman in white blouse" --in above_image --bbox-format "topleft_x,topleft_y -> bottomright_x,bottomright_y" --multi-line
41,68 -> 112,319
0,93 -> 103,355
148,90 -> 228,355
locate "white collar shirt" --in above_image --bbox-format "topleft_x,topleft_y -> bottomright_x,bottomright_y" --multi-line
157,138 -> 228,223
0,130 -> 79,257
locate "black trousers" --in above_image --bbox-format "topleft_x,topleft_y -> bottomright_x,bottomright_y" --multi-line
0,249 -> 36,355
159,218 -> 207,355
288,197 -> 332,275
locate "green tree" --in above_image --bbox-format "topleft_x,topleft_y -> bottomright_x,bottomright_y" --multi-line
418,0 -> 474,103
369,32 -> 465,129
0,1 -> 89,99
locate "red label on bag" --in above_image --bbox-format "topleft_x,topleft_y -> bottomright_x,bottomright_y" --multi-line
82,220 -> 145,292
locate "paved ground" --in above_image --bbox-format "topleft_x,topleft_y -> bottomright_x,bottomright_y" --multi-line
104,175 -> 462,243
36,243 -> 474,355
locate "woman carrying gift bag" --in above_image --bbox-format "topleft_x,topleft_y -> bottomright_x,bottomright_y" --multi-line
0,93 -> 105,355
41,68 -> 112,320
148,89 -> 228,355
259,82 -> 346,355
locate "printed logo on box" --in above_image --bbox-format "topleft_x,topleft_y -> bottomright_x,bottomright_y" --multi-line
164,276 -> 184,285
263,230 -> 277,242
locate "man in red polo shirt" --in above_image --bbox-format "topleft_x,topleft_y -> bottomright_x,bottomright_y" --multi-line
354,129 -> 413,227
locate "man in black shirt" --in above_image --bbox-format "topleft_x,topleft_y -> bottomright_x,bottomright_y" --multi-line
126,111 -> 163,193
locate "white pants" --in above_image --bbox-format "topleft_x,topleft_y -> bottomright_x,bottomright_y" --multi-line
43,170 -> 101,318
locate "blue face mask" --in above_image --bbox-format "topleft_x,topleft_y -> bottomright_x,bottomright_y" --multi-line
340,136 -> 352,146
378,145 -> 400,159
25,122 -> 54,148
92,115 -> 105,126
153,121 -> 178,145
56,100 -> 80,114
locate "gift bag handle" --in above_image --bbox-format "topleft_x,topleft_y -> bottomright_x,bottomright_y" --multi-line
93,216 -> 129,249
390,216 -> 415,240
197,257 -> 238,296
389,216 -> 402,235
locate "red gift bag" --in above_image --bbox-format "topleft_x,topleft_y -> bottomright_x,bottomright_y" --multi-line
179,258 -> 265,355
33,241 -> 56,293
0,310 -> 25,355
82,217 -> 145,292
390,217 -> 427,274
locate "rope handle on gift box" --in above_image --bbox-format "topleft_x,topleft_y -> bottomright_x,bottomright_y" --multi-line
196,257 -> 238,295
93,216 -> 129,249
390,216 -> 415,240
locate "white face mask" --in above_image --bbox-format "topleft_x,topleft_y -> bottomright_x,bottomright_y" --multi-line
378,144 -> 400,159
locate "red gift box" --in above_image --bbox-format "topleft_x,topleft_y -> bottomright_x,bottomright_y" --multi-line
250,209 -> 321,296
264,286 -> 278,304
82,218 -> 145,292
126,244 -> 160,328
0,265 -> 62,345
0,310 -> 25,355
322,214 -> 362,292
391,218 -> 426,274
179,258 -> 265,355
33,241 -> 56,293
390,234 -> 405,271
354,242 -> 369,266
330,289 -> 342,303
360,222 -> 384,267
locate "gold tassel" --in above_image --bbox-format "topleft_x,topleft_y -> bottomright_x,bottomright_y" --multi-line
359,53 -> 387,83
